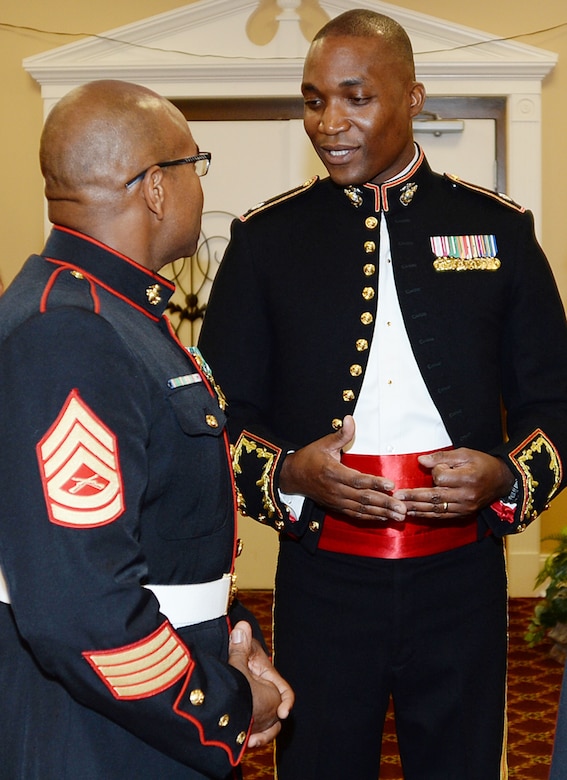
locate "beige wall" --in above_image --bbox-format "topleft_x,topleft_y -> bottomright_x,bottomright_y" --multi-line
2,0 -> 567,548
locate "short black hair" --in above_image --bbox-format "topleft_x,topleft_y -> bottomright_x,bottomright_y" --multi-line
313,9 -> 415,79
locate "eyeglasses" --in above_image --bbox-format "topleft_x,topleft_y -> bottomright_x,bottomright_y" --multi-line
125,152 -> 212,189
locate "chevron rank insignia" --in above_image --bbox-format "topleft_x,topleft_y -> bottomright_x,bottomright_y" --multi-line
36,389 -> 124,528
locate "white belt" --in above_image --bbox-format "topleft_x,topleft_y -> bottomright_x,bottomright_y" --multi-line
144,574 -> 233,628
0,565 -> 9,604
0,565 -> 233,630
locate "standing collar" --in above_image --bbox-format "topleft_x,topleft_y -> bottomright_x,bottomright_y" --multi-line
343,144 -> 429,214
42,226 -> 175,319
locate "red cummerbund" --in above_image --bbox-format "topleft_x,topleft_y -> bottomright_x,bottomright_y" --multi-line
318,451 -> 478,559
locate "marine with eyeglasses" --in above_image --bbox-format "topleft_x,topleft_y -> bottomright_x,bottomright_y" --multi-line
0,79 -> 292,780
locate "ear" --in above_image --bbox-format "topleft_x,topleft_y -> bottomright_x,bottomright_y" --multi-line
409,82 -> 426,118
141,166 -> 166,221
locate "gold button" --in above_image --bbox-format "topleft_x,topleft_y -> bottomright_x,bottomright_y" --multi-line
360,312 -> 373,326
309,520 -> 320,533
218,714 -> 230,727
343,389 -> 355,402
363,263 -> 376,276
70,270 -> 84,280
365,216 -> 378,229
205,414 -> 219,428
258,514 -> 266,523
516,523 -> 527,533
275,519 -> 285,531
362,287 -> 375,301
236,538 -> 244,557
236,731 -> 247,745
190,689 -> 205,706
350,364 -> 362,377
356,339 -> 369,351
331,418 -> 343,430
364,241 -> 376,253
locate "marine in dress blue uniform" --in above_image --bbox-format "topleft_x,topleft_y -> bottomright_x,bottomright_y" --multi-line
0,79 -> 291,780
200,11 -> 567,776
200,149 -> 567,778
0,227 -> 254,779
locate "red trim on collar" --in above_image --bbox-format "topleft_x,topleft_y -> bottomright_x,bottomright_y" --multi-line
52,225 -> 175,293
363,147 -> 425,213
43,258 -> 162,322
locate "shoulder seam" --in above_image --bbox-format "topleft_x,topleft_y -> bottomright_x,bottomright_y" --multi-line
444,173 -> 525,213
240,176 -> 319,221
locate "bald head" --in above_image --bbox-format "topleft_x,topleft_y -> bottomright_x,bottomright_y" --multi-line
312,9 -> 416,80
39,80 -> 204,271
40,80 -> 191,216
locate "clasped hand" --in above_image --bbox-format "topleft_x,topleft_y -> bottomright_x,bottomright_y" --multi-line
279,416 -> 514,522
228,621 -> 294,748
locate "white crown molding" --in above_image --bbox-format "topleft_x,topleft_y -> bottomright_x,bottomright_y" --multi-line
23,0 -> 556,98
22,0 -> 556,217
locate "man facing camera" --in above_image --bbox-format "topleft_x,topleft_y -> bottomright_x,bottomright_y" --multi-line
200,9 -> 567,779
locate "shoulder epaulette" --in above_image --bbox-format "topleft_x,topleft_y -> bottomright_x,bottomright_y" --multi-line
240,176 -> 319,222
444,173 -> 525,213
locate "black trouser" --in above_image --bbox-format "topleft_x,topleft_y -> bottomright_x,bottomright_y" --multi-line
274,534 -> 507,780
550,665 -> 567,779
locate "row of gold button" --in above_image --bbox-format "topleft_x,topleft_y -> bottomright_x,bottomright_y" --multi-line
335,215 -> 379,421
189,688 -> 247,744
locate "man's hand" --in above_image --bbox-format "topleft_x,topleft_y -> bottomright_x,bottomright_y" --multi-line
228,621 -> 294,748
279,416 -> 407,523
393,448 -> 515,519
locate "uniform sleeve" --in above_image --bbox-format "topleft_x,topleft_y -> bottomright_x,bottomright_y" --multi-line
483,210 -> 567,536
0,307 -> 253,778
200,219 -> 316,540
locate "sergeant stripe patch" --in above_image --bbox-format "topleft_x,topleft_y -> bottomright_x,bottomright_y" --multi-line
36,389 -> 124,527
83,622 -> 191,700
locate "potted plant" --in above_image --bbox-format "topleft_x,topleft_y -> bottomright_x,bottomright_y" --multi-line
525,527 -> 567,663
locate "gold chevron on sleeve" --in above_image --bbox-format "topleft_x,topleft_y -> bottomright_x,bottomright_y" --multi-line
83,622 -> 191,700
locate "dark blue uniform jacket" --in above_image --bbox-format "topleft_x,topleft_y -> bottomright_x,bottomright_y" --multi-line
199,152 -> 567,547
0,226 -> 254,779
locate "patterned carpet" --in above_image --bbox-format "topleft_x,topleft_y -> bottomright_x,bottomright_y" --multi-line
238,592 -> 564,779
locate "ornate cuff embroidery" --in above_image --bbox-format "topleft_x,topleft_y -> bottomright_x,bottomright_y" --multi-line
232,432 -> 283,520
509,429 -> 562,521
